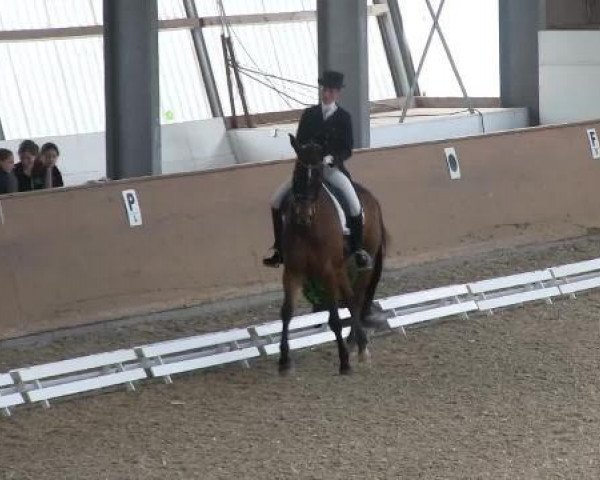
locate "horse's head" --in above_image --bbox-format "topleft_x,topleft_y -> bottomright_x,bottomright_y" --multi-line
289,134 -> 324,226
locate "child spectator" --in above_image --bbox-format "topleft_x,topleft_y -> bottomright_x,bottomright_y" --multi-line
14,139 -> 39,192
0,148 -> 18,195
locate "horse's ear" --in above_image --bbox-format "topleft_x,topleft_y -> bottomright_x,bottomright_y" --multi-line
289,134 -> 299,153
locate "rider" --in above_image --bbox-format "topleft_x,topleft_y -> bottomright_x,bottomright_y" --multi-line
263,70 -> 373,270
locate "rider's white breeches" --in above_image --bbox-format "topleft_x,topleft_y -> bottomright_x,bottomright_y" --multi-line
323,166 -> 362,216
270,179 -> 292,210
270,166 -> 362,217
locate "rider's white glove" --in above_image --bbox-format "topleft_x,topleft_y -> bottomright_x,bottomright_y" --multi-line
323,155 -> 334,165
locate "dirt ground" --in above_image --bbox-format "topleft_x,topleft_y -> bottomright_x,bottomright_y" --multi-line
1,234 -> 600,479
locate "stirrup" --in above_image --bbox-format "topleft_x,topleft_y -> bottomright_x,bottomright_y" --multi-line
263,250 -> 283,268
354,249 -> 373,271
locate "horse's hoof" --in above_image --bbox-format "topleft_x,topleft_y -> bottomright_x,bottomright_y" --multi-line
339,364 -> 352,376
279,359 -> 293,375
358,348 -> 371,363
362,311 -> 390,330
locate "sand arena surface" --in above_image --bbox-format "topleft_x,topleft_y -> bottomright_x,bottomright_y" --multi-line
1,235 -> 600,479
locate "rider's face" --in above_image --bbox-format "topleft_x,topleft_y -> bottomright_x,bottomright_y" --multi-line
320,86 -> 340,105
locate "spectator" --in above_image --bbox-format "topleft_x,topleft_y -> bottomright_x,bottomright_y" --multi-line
0,148 -> 18,195
14,139 -> 39,192
33,142 -> 64,189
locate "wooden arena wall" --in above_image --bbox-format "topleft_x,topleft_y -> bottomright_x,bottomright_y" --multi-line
1,120 -> 599,339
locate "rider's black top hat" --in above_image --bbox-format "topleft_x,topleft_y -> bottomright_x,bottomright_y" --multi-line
318,70 -> 345,89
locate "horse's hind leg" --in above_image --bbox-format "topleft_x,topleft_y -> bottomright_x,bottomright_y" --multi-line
279,270 -> 301,374
361,244 -> 384,327
340,274 -> 369,363
328,307 -> 351,375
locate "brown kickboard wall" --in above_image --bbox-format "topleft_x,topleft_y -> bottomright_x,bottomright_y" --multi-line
0,121 -> 599,339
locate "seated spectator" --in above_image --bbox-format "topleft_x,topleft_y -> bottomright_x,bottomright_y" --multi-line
0,148 -> 18,195
32,142 -> 64,189
14,139 -> 39,192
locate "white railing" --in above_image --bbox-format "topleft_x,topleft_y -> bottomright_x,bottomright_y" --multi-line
2,256 -> 600,417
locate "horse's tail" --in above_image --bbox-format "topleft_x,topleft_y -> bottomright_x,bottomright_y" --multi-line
380,216 -> 390,257
374,193 -> 390,258
361,228 -> 385,323
355,181 -> 390,256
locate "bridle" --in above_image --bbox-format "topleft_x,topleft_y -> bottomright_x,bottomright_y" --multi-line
291,143 -> 324,224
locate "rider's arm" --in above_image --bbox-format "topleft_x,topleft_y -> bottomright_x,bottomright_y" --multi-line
335,110 -> 353,164
296,108 -> 312,144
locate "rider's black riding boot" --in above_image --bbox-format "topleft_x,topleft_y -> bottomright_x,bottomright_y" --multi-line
348,214 -> 373,270
263,208 -> 284,268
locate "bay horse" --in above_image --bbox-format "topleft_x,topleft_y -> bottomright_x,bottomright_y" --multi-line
278,134 -> 387,374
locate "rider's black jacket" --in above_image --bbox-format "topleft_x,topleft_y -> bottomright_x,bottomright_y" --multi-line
296,104 -> 354,175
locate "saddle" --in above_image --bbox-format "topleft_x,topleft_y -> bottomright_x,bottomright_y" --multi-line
323,183 -> 350,236
283,181 -> 352,235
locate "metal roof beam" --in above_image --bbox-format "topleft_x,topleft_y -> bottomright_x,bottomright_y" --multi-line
0,5 -> 389,42
373,0 -> 411,97
183,0 -> 223,118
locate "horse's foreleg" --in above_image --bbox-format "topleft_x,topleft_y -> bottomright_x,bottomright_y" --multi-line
328,307 -> 351,375
279,269 -> 301,373
320,269 -> 351,374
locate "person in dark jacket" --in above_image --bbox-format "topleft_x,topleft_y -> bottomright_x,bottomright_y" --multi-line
0,148 -> 18,195
263,70 -> 372,270
14,139 -> 39,192
35,142 -> 64,189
